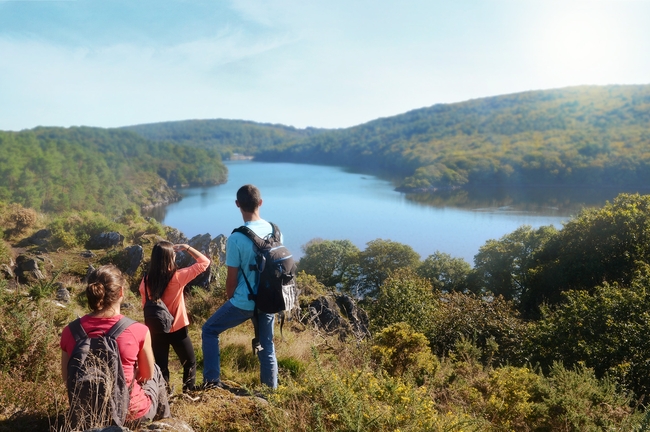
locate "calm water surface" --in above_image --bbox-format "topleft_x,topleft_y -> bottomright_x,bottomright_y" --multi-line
148,161 -> 633,264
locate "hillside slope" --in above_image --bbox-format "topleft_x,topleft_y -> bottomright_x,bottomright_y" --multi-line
0,127 -> 227,214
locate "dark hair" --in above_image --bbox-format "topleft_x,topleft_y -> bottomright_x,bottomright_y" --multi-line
145,241 -> 177,301
236,184 -> 262,213
86,265 -> 125,312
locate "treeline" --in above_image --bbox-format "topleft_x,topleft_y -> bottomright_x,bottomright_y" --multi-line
298,193 -> 650,400
123,119 -> 325,160
255,85 -> 650,190
0,127 -> 227,215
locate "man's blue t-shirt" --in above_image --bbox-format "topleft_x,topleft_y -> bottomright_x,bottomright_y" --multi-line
225,219 -> 277,311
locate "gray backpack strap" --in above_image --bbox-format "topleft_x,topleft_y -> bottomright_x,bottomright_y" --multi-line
69,317 -> 88,342
107,316 -> 137,339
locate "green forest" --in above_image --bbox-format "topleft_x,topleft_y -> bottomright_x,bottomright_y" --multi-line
126,85 -> 650,192
0,127 -> 227,215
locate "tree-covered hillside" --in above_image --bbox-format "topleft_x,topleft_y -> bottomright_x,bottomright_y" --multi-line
123,119 -> 326,159
254,85 -> 650,190
0,127 -> 226,214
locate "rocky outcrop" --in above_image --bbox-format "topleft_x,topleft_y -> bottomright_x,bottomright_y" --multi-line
307,294 -> 370,340
81,418 -> 194,431
123,245 -> 144,276
15,254 -> 46,284
86,232 -> 125,250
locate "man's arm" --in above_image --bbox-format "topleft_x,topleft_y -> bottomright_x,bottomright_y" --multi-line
226,266 -> 239,299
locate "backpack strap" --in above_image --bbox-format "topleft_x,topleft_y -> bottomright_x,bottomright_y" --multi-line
106,317 -> 137,339
232,222 -> 282,249
69,317 -> 88,342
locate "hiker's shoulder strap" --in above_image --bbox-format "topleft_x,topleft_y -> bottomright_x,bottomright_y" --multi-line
106,317 -> 137,339
269,222 -> 282,243
232,225 -> 267,249
69,317 -> 88,342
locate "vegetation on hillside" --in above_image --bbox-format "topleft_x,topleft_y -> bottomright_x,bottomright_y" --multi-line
123,119 -> 326,160
0,127 -> 227,215
254,85 -> 650,190
3,194 -> 650,431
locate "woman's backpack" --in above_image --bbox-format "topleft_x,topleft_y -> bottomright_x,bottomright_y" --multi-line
143,286 -> 174,334
66,317 -> 135,429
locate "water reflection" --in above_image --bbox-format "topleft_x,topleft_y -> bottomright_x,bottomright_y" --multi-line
404,185 -> 650,217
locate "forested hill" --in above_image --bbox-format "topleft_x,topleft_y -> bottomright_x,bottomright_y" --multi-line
0,127 -> 226,214
123,85 -> 650,191
254,85 -> 650,190
122,119 -> 326,159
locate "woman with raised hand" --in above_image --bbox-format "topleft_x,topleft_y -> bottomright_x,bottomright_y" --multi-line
60,264 -> 170,426
139,241 -> 210,393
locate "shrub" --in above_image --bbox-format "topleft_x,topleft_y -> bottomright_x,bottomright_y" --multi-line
366,268 -> 438,337
370,322 -> 438,383
431,291 -> 527,366
48,211 -> 121,249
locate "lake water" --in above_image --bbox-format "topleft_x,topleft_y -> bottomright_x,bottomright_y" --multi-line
147,161 -> 634,265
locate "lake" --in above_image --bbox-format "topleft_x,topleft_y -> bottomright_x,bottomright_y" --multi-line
146,161 -> 638,264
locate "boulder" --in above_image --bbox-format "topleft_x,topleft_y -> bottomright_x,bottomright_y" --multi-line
81,418 -> 194,431
80,250 -> 97,258
123,245 -> 144,276
307,294 -> 370,340
165,227 -> 189,245
15,255 -> 45,283
27,228 -> 51,246
55,283 -> 71,303
86,232 -> 125,250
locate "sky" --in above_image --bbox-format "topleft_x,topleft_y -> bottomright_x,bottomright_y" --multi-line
1,0 -> 649,131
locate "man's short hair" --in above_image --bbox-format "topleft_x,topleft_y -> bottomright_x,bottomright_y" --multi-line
237,184 -> 262,212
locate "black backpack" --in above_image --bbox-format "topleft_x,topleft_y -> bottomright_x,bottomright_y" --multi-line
232,222 -> 298,314
143,277 -> 174,334
66,316 -> 135,429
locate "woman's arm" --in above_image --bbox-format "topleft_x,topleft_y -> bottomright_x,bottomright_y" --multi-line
136,330 -> 155,382
173,244 -> 211,286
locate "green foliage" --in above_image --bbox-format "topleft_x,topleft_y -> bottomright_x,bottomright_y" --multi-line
0,126 -> 226,215
257,85 -> 650,191
370,322 -> 438,382
537,362 -> 635,432
354,238 -> 421,297
298,238 -> 360,289
366,268 -> 437,337
431,291 -> 527,366
417,250 -> 472,292
124,119 -> 326,158
0,288 -> 61,383
48,211 -> 120,249
0,239 -> 11,265
526,193 -> 650,314
472,224 -> 558,303
525,273 -> 650,398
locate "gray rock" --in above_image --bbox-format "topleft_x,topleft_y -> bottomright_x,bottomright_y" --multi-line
87,231 -> 125,249
144,418 -> 195,431
80,250 -> 97,258
307,294 -> 370,340
165,227 -> 189,245
56,287 -> 71,303
83,264 -> 96,283
27,228 -> 51,245
124,245 -> 144,276
212,234 -> 227,265
15,255 -> 45,283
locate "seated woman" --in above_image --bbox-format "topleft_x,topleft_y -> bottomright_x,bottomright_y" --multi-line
60,264 -> 170,427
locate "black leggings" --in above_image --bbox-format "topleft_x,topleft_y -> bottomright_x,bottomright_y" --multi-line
150,326 -> 196,391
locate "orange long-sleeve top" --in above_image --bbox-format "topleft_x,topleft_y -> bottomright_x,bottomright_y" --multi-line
139,253 -> 210,333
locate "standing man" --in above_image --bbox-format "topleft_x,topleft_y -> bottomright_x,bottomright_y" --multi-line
202,184 -> 278,389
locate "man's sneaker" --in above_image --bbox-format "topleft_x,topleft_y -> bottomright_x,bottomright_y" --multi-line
201,381 -> 223,390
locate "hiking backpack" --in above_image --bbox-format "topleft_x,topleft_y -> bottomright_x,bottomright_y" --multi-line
143,275 -> 174,334
66,316 -> 136,429
232,222 -> 299,315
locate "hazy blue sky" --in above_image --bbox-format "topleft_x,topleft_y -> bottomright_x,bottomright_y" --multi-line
1,0 -> 649,131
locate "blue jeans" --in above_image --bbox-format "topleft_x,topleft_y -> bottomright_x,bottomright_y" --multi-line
202,301 -> 278,388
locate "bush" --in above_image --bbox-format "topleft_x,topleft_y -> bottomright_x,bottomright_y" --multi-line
370,322 -> 438,383
366,268 -> 438,337
431,291 -> 526,366
0,203 -> 39,239
48,211 -> 121,249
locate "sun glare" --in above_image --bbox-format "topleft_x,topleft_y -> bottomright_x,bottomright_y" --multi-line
534,2 -> 628,83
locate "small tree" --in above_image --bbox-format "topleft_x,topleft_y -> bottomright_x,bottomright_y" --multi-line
298,238 -> 360,289
417,251 -> 472,292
